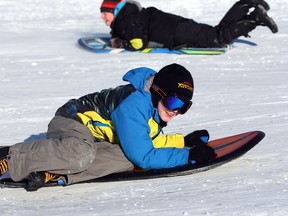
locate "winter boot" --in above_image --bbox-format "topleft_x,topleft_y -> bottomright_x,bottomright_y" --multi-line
25,171 -> 66,191
250,5 -> 278,33
0,146 -> 9,177
217,20 -> 257,45
218,0 -> 262,30
239,0 -> 270,10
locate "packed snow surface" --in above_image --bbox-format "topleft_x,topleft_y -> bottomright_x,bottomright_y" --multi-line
0,0 -> 287,215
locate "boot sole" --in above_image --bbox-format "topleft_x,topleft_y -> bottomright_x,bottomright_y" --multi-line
256,5 -> 278,33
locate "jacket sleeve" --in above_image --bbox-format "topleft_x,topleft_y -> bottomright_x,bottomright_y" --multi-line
112,19 -> 148,51
111,92 -> 189,169
153,134 -> 185,148
123,25 -> 148,51
110,37 -> 148,51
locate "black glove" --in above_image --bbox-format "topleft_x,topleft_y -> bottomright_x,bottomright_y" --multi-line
110,38 -> 134,50
184,130 -> 210,148
110,38 -> 124,48
188,145 -> 217,164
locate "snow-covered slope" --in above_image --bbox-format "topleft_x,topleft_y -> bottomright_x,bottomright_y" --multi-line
1,0 -> 287,215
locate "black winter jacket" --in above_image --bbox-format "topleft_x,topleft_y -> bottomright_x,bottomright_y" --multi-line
110,2 -> 220,50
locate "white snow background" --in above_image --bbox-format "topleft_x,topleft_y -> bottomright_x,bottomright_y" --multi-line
0,0 -> 288,215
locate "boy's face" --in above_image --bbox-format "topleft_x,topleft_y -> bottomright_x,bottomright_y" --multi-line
101,12 -> 115,26
157,100 -> 179,122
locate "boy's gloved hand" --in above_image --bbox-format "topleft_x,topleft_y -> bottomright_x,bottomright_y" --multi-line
188,145 -> 217,165
110,38 -> 144,51
110,38 -> 126,48
110,38 -> 134,50
184,130 -> 210,148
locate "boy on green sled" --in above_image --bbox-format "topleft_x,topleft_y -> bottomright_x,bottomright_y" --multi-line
100,0 -> 278,51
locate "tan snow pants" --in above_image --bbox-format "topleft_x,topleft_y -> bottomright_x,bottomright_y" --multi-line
7,116 -> 133,184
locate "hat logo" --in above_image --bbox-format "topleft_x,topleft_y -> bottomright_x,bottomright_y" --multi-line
178,82 -> 193,92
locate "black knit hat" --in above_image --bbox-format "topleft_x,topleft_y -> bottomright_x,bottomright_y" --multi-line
152,64 -> 194,102
100,0 -> 122,13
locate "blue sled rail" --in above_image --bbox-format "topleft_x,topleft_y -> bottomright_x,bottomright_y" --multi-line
78,37 -> 230,55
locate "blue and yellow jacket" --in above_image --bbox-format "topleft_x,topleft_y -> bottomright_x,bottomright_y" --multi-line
56,67 -> 190,169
